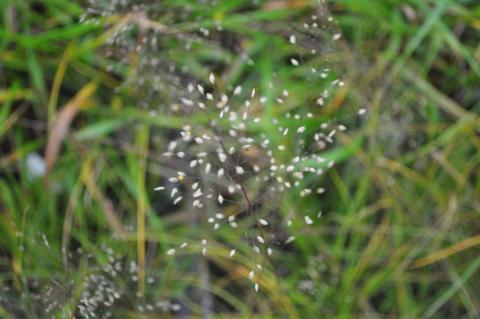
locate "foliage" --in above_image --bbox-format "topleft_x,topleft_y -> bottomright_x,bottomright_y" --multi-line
0,0 -> 479,318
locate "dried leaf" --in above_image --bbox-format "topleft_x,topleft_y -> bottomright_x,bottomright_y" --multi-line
44,82 -> 97,186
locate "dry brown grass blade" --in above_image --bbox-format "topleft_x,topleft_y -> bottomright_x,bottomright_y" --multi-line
413,234 -> 480,269
44,82 -> 97,186
48,43 -> 75,122
263,0 -> 311,10
82,167 -> 126,236
0,88 -> 32,103
0,102 -> 28,140
349,217 -> 389,285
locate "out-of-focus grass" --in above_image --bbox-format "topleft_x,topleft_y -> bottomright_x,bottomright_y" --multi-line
0,0 -> 479,318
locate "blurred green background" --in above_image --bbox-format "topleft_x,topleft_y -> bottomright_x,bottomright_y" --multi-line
1,0 -> 479,318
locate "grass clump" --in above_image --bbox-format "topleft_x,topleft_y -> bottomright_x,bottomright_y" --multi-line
0,0 -> 479,318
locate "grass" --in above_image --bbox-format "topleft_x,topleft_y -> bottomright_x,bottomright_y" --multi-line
1,0 -> 479,318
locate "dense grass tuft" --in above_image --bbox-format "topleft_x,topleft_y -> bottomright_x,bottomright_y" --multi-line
1,0 -> 479,317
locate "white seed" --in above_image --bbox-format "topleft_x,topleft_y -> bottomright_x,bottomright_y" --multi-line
218,152 -> 227,162
181,98 -> 193,106
235,166 -> 245,175
285,236 -> 296,244
304,215 -> 314,225
233,85 -> 242,95
173,196 -> 182,205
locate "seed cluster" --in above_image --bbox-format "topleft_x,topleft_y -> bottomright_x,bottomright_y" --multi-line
82,0 -> 355,292
17,0 -> 367,315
